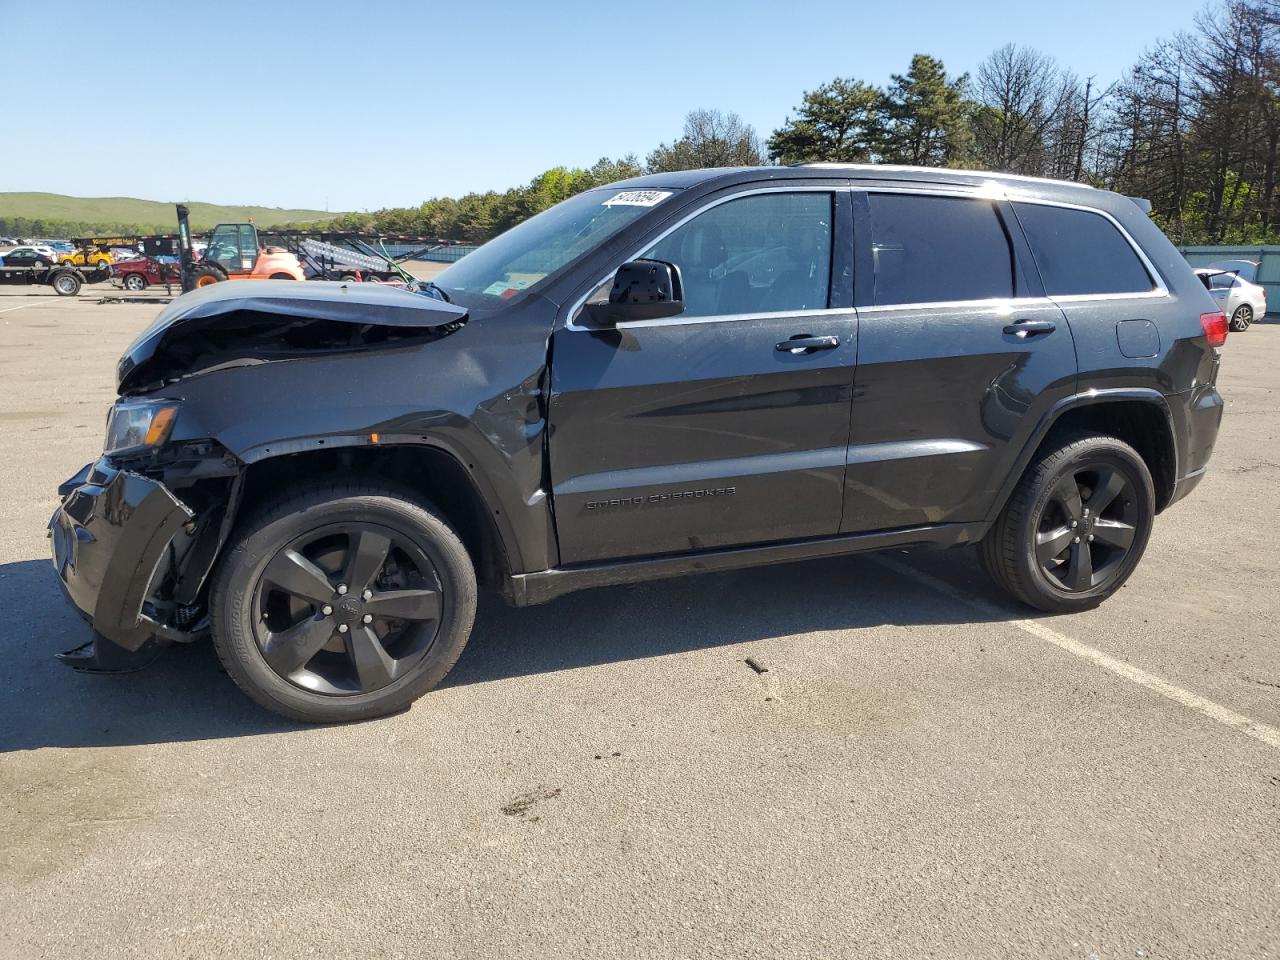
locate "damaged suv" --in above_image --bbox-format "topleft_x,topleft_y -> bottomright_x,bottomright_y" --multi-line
50,166 -> 1227,722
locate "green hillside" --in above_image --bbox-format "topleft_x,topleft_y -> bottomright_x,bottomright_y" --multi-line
0,192 -> 339,232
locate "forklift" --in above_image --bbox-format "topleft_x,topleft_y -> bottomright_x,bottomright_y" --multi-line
177,204 -> 306,292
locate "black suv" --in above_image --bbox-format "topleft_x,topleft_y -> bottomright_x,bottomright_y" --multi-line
49,165 -> 1227,722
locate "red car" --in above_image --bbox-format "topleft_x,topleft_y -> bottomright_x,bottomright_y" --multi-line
113,257 -> 181,291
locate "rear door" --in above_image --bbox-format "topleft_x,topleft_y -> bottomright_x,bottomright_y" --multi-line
549,187 -> 857,564
841,189 -> 1077,533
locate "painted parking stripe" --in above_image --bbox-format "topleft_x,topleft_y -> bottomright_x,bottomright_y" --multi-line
875,555 -> 1280,752
0,302 -> 45,314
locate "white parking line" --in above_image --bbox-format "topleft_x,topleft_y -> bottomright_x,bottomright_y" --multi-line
875,555 -> 1280,752
0,302 -> 44,314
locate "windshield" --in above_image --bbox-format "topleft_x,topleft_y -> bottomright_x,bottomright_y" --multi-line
433,187 -> 676,303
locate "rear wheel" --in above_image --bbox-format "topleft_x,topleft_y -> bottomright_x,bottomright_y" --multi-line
211,483 -> 477,723
123,273 -> 147,291
1230,304 -> 1253,331
269,272 -> 296,280
980,432 -> 1155,612
51,270 -> 81,296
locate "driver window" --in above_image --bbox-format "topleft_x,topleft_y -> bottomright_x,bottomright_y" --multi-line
642,192 -> 832,318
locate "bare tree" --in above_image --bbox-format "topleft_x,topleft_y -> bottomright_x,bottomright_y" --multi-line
971,44 -> 1073,174
648,109 -> 766,172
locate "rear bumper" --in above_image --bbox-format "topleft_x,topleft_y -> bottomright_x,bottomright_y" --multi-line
1168,379 -> 1225,508
49,459 -> 193,652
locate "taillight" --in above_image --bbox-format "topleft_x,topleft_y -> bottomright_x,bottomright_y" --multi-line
1201,311 -> 1228,347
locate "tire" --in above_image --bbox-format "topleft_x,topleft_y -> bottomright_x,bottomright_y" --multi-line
979,431 -> 1155,613
123,273 -> 147,291
51,270 -> 81,296
340,273 -> 358,283
1230,304 -> 1253,331
269,272 -> 297,280
210,482 -> 478,723
186,263 -> 225,290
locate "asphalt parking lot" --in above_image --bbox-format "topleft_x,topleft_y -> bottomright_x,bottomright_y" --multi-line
0,287 -> 1277,959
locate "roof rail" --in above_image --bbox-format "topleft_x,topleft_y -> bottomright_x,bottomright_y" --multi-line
791,162 -> 1099,190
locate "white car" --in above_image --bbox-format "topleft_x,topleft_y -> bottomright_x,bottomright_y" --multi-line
1196,266 -> 1266,332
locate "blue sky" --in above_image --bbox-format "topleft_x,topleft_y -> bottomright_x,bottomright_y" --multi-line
2,0 -> 1209,211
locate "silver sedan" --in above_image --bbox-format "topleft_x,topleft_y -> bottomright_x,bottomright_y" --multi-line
1196,267 -> 1267,331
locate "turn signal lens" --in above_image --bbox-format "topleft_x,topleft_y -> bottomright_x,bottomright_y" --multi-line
145,405 -> 179,446
1200,311 -> 1228,347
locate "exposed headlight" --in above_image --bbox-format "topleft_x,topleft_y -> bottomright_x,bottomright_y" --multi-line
104,399 -> 180,456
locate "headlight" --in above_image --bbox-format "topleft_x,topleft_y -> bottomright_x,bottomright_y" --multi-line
104,399 -> 180,456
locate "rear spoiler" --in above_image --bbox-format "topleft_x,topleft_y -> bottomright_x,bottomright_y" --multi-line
1128,197 -> 1153,215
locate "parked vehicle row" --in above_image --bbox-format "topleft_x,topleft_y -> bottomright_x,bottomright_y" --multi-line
0,244 -> 59,267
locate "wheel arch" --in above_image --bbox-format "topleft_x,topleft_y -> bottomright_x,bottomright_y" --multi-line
227,442 -> 516,594
990,389 -> 1179,519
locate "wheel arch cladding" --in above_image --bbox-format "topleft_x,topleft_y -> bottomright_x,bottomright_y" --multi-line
1036,400 -> 1177,511
230,444 -> 513,591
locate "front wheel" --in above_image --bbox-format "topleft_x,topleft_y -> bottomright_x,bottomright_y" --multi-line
979,432 -> 1155,613
1230,304 -> 1253,331
123,273 -> 147,291
210,483 -> 477,723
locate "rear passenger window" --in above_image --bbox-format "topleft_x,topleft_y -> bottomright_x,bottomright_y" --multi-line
1013,202 -> 1155,296
867,194 -> 1015,306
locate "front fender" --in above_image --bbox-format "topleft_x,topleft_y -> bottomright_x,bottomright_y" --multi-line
162,316 -> 557,574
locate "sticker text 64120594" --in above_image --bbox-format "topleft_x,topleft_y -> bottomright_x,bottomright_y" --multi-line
602,190 -> 673,208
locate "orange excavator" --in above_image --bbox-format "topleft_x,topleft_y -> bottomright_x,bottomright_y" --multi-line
177,204 -> 305,292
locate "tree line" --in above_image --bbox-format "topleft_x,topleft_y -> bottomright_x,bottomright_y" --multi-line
0,216 -> 173,241
14,0 -> 1280,246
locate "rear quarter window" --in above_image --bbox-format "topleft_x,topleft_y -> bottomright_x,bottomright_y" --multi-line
1013,202 -> 1155,296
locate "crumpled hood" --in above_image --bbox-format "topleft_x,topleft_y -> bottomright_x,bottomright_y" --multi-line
117,279 -> 468,393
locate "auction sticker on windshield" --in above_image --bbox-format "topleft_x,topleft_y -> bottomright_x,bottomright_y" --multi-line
603,190 -> 673,207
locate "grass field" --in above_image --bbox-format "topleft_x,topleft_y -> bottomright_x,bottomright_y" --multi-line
0,192 -> 339,231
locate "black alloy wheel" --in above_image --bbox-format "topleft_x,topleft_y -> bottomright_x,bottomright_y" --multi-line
252,522 -> 444,695
211,483 -> 477,722
1034,465 -> 1139,593
980,432 -> 1155,612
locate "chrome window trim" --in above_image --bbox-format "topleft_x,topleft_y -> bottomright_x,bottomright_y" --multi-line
1001,193 -> 1170,300
578,306 -> 856,331
564,185 -> 847,333
562,181 -> 1171,330
856,296 -> 1058,315
857,186 -> 1169,307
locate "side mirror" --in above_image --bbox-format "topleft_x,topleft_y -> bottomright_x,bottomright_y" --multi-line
584,259 -> 684,327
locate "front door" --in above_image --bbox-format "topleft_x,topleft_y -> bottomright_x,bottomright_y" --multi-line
841,189 -> 1078,533
549,188 -> 857,565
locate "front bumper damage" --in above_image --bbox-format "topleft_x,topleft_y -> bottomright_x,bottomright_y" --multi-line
49,453 -> 235,672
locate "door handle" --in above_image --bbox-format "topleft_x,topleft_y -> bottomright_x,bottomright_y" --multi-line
776,334 -> 840,353
1002,319 -> 1056,337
